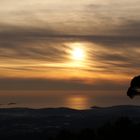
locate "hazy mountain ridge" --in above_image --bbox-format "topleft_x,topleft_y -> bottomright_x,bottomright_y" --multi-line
0,105 -> 140,116
0,105 -> 140,124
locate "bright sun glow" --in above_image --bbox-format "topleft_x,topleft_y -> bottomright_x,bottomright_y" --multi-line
72,48 -> 85,60
71,43 -> 85,61
66,43 -> 87,68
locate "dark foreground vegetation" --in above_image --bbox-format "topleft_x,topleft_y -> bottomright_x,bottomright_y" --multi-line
1,117 -> 140,140
0,105 -> 140,140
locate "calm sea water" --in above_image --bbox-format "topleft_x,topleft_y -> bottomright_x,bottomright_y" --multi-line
0,90 -> 140,109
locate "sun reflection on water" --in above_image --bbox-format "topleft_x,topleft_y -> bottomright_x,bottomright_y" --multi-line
66,96 -> 89,110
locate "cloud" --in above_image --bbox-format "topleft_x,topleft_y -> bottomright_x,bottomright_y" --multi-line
7,102 -> 17,106
0,0 -> 140,36
86,1 -> 140,36
0,26 -> 69,64
0,0 -> 140,80
111,21 -> 140,36
0,77 -> 127,91
0,25 -> 140,77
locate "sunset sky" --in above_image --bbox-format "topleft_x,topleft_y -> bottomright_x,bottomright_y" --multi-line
0,0 -> 140,109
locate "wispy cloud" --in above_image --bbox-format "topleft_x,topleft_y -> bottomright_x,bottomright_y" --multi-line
0,0 -> 140,91
0,26 -> 140,79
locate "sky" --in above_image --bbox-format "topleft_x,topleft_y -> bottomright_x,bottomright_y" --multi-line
0,0 -> 140,109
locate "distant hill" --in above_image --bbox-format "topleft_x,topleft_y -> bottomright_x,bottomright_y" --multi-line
0,105 -> 140,129
0,105 -> 140,139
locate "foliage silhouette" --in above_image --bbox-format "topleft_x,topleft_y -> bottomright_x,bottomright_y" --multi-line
127,75 -> 140,98
0,117 -> 140,140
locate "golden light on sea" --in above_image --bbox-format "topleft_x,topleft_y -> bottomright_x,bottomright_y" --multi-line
66,96 -> 89,110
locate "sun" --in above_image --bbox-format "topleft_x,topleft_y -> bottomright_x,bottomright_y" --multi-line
66,42 -> 87,68
72,47 -> 85,61
71,44 -> 85,61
